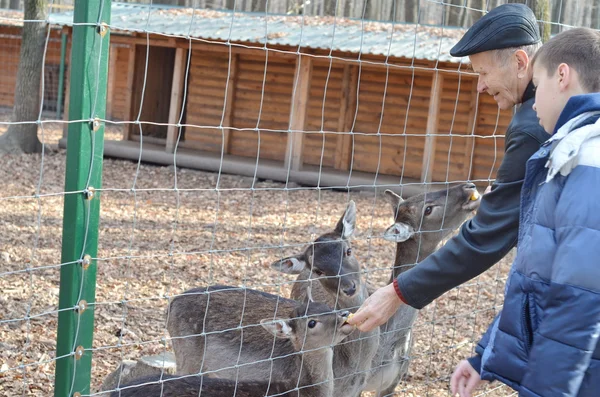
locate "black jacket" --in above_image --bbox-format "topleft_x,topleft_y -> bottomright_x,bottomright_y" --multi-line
396,82 -> 550,309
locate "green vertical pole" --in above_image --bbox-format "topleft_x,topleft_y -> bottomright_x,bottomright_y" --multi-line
54,1 -> 111,397
56,31 -> 67,119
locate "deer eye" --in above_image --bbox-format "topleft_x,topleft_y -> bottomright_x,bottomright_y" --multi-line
424,206 -> 433,216
313,269 -> 324,277
308,320 -> 317,329
346,248 -> 352,256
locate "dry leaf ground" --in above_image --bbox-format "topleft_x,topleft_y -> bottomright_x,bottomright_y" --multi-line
0,111 -> 515,396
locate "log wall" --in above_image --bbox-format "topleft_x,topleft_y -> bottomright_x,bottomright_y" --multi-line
43,30 -> 515,185
0,27 -> 68,113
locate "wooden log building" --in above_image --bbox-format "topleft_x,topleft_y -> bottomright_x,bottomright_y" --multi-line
0,3 -> 515,189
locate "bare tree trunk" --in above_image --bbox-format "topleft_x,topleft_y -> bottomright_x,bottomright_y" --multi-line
592,0 -> 600,29
534,0 -> 551,42
324,0 -> 336,16
251,0 -> 265,12
393,0 -> 405,23
445,0 -> 463,26
560,0 -> 574,30
551,0 -> 564,33
405,0 -> 418,23
364,0 -> 373,20
0,0 -> 47,154
225,0 -> 237,10
461,0 -> 482,27
459,0 -> 470,26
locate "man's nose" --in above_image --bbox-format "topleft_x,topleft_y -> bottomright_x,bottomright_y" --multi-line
477,76 -> 487,93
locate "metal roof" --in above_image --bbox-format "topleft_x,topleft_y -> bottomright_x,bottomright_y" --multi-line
3,2 -> 468,63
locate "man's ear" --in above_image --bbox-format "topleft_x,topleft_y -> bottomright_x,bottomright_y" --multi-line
515,49 -> 530,78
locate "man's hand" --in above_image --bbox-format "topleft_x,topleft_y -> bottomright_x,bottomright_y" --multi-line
346,283 -> 403,332
450,360 -> 486,397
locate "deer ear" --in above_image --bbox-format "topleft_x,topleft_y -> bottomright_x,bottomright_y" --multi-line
384,190 -> 404,214
260,318 -> 293,339
335,200 -> 356,240
270,255 -> 307,274
383,222 -> 414,242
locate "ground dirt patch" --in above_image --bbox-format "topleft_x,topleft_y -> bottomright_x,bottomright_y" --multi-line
0,115 -> 514,396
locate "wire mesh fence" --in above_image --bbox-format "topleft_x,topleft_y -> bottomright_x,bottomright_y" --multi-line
0,0 -> 590,396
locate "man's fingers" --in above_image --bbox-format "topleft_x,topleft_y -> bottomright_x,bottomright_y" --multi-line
346,300 -> 371,326
347,310 -> 367,326
355,315 -> 379,333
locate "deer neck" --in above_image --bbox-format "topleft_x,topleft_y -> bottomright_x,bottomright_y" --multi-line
298,348 -> 334,397
389,236 -> 437,283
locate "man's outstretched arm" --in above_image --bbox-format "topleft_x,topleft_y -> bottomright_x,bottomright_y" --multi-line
396,128 -> 543,309
348,128 -> 545,331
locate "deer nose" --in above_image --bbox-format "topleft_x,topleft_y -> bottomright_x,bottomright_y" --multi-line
464,183 -> 476,190
343,282 -> 356,296
340,310 -> 351,319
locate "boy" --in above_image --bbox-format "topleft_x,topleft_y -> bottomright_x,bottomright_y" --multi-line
450,27 -> 600,397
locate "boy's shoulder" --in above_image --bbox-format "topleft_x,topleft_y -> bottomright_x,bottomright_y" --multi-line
546,113 -> 600,182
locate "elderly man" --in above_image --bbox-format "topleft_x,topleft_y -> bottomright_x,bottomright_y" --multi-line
348,4 -> 549,333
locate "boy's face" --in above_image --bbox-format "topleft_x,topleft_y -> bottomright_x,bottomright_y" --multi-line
532,62 -> 568,134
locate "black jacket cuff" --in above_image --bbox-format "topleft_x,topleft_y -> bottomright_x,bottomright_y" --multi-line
467,354 -> 483,374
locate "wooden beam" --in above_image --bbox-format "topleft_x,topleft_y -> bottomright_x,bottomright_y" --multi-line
124,44 -> 136,141
166,47 -> 188,153
109,32 -> 471,77
110,34 -> 177,48
462,79 -> 479,181
106,45 -> 118,119
421,71 -> 444,183
221,53 -> 239,154
335,65 -> 358,170
185,41 -> 298,59
284,54 -> 313,171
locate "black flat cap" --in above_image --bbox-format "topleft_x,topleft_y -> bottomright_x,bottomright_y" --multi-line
450,3 -> 541,57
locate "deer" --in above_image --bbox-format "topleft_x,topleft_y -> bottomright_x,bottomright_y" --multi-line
167,201 -> 379,397
112,298 -> 353,397
269,201 -> 380,397
363,182 -> 482,396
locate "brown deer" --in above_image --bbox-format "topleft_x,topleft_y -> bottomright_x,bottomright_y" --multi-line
168,201 -> 379,397
363,183 -> 481,396
113,298 -> 353,397
270,201 -> 380,397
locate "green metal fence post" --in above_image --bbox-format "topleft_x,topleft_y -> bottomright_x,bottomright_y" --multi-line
54,1 -> 111,396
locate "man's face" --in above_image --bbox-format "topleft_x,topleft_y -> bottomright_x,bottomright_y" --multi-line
469,51 -> 522,110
